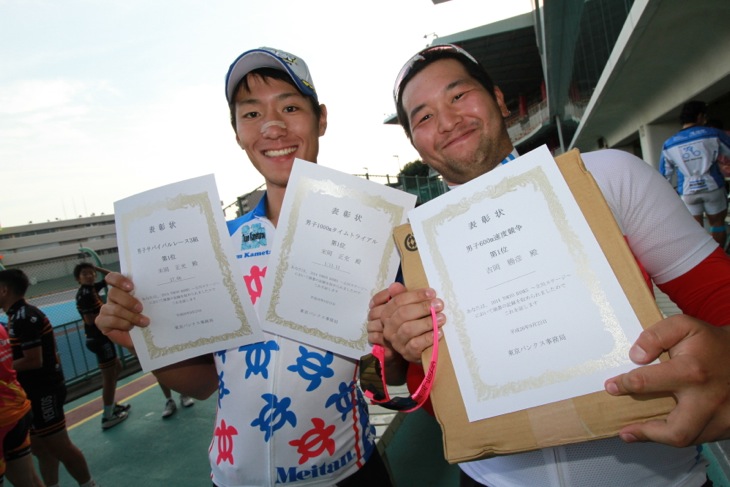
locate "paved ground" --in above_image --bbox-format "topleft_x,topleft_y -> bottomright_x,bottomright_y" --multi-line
53,371 -> 458,486
61,372 -> 216,486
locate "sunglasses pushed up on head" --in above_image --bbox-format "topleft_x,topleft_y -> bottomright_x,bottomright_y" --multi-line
393,44 -> 479,105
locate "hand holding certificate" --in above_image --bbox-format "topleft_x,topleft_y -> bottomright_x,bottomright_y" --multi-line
398,147 -> 674,461
114,174 -> 262,371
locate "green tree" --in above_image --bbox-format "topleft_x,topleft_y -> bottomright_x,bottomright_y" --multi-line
398,159 -> 429,178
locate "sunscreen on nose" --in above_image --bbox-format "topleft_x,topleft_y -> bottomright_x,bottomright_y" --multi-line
261,120 -> 287,134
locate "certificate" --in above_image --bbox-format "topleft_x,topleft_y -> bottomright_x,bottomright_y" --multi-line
115,174 -> 263,371
408,145 -> 645,421
259,159 -> 417,358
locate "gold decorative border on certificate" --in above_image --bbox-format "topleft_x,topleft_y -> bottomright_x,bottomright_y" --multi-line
118,191 -> 255,359
265,176 -> 405,350
420,165 -> 632,401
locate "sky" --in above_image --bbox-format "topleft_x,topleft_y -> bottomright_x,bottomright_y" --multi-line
0,0 -> 532,228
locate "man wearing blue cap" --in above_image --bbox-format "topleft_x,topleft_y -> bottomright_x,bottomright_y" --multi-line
97,47 -> 391,487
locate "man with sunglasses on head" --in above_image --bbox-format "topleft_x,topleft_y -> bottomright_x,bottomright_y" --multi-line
96,47 -> 391,487
367,44 -> 730,487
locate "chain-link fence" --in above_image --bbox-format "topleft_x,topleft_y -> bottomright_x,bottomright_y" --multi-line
358,173 -> 448,206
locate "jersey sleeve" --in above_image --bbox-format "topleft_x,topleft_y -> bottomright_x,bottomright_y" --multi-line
718,129 -> 730,158
657,247 -> 730,326
13,315 -> 43,351
659,150 -> 674,181
582,149 -> 718,284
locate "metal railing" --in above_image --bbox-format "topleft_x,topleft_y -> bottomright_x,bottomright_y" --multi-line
52,318 -> 136,387
356,174 -> 448,206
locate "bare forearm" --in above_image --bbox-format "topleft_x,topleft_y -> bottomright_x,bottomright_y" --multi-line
153,354 -> 218,400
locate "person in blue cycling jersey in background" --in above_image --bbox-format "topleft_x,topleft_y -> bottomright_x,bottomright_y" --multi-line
660,100 -> 730,246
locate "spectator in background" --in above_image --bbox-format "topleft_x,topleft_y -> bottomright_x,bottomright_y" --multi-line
73,263 -> 129,430
75,263 -> 194,422
0,268 -> 99,487
0,322 -> 44,487
660,100 -> 730,246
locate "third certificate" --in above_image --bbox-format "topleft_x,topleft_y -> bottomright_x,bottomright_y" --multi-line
408,145 -> 645,421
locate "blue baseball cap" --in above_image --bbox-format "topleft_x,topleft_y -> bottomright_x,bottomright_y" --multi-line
225,47 -> 318,105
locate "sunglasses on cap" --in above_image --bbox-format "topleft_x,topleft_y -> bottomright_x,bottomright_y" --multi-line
358,306 -> 439,412
393,44 -> 479,105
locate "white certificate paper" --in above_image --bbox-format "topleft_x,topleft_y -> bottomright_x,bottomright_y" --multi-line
408,146 -> 644,421
259,159 -> 417,358
115,174 -> 263,371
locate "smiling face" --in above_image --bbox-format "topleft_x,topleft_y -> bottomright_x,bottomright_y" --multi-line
401,58 -> 513,185
233,73 -> 327,192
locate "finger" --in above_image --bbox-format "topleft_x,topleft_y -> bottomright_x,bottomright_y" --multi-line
367,285 -> 402,346
105,271 -> 134,292
367,317 -> 384,346
367,332 -> 383,347
605,354 -> 692,397
386,281 -> 408,298
402,332 -> 438,362
629,315 -> 695,364
107,282 -> 144,313
618,396 -> 711,447
366,318 -> 384,334
397,310 -> 445,362
367,302 -> 385,322
369,287 -> 393,309
369,282 -> 409,309
382,289 -> 440,330
388,287 -> 436,310
385,297 -> 443,339
96,301 -> 149,333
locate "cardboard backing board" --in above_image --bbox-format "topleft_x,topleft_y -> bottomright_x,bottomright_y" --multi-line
393,149 -> 675,463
